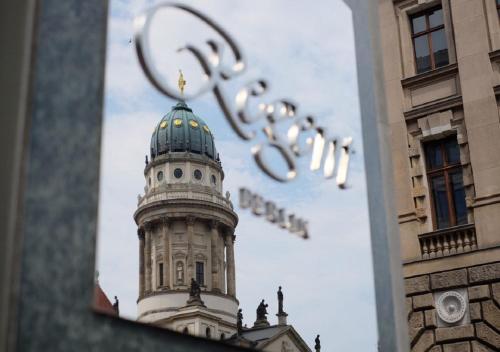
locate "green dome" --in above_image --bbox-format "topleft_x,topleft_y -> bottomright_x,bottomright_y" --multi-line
150,102 -> 218,161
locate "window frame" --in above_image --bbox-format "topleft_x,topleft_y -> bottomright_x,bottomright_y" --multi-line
424,136 -> 466,230
410,5 -> 448,74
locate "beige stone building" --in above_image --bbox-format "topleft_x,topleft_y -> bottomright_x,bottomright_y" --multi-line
379,0 -> 500,351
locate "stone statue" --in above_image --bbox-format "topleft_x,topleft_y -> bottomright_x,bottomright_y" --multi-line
237,308 -> 243,335
256,299 -> 268,320
113,296 -> 119,314
189,278 -> 201,298
315,335 -> 321,351
277,286 -> 284,314
225,191 -> 231,200
186,278 -> 205,307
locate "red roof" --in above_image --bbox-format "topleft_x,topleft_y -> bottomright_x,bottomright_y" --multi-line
93,283 -> 118,316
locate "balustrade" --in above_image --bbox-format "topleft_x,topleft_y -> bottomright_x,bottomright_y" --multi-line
419,224 -> 477,259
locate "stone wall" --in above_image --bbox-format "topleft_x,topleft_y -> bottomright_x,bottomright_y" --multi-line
405,262 -> 500,351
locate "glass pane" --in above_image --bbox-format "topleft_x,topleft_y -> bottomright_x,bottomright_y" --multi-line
431,175 -> 450,229
96,1 -> 378,350
412,14 -> 426,34
450,171 -> 467,225
414,35 -> 431,73
425,142 -> 443,169
431,29 -> 449,68
444,137 -> 460,165
429,8 -> 444,28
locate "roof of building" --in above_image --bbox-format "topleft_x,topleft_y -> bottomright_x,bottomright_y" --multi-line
150,102 -> 218,161
93,283 -> 118,316
226,324 -> 312,351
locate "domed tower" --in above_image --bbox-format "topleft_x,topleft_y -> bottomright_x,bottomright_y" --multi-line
134,101 -> 239,339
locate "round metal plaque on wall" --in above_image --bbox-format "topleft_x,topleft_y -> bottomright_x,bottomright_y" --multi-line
436,291 -> 467,324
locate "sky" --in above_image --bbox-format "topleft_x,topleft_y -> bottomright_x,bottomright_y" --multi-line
97,0 -> 378,350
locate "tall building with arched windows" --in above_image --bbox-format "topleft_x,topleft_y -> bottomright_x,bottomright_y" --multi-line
133,101 -> 313,352
134,101 -> 239,338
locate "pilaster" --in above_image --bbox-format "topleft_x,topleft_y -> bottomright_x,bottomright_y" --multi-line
210,220 -> 220,292
138,229 -> 145,297
186,216 -> 195,282
225,232 -> 236,297
144,222 -> 153,293
162,217 -> 170,289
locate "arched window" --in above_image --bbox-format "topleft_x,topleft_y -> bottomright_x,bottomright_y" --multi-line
220,333 -> 225,340
205,327 -> 211,338
176,261 -> 184,284
182,327 -> 188,334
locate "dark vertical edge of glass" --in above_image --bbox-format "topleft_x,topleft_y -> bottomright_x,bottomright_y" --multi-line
343,0 -> 410,351
0,1 -> 37,351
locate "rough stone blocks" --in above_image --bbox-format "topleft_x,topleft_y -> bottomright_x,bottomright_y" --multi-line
481,300 -> 500,330
413,293 -> 434,310
436,325 -> 474,343
406,275 -> 431,295
413,330 -> 435,352
468,285 -> 490,301
431,269 -> 468,290
469,302 -> 482,322
469,263 -> 500,284
475,322 -> 500,350
443,342 -> 471,352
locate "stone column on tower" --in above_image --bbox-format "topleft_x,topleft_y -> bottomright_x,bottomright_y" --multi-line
186,217 -> 195,282
162,217 -> 170,289
225,233 -> 236,297
210,220 -> 220,292
144,222 -> 152,293
138,229 -> 145,297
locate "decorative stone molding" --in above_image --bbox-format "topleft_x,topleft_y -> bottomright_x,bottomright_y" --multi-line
436,291 -> 467,324
404,264 -> 500,351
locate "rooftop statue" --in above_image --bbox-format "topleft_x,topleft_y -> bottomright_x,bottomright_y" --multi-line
256,299 -> 268,321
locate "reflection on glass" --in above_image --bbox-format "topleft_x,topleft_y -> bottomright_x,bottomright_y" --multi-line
431,176 -> 450,229
412,14 -> 426,33
431,29 -> 449,68
97,1 -> 376,351
426,142 -> 443,170
445,138 -> 460,164
415,35 -> 431,73
450,171 -> 467,225
412,6 -> 449,74
429,8 -> 444,28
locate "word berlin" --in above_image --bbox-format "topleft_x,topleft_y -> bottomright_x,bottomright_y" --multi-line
134,3 -> 353,188
239,188 -> 309,239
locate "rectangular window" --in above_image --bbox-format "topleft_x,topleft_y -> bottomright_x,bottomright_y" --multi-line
196,262 -> 204,286
411,6 -> 449,74
497,0 -> 500,16
425,136 -> 467,229
158,263 -> 164,287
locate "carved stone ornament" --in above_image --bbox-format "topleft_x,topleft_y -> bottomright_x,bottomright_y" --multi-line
436,291 -> 467,324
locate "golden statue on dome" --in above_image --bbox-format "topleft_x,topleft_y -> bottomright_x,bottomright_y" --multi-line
178,69 -> 186,95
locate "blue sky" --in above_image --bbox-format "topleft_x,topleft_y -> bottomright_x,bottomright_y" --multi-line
97,0 -> 378,350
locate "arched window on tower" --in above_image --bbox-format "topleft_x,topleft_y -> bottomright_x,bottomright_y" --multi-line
158,262 -> 164,288
205,327 -> 211,338
176,261 -> 184,284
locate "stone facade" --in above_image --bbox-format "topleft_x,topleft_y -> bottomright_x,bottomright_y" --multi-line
134,103 -> 239,340
378,0 -> 500,350
405,262 -> 500,351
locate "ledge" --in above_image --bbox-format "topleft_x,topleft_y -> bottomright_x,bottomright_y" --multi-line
404,95 -> 463,121
401,63 -> 459,89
